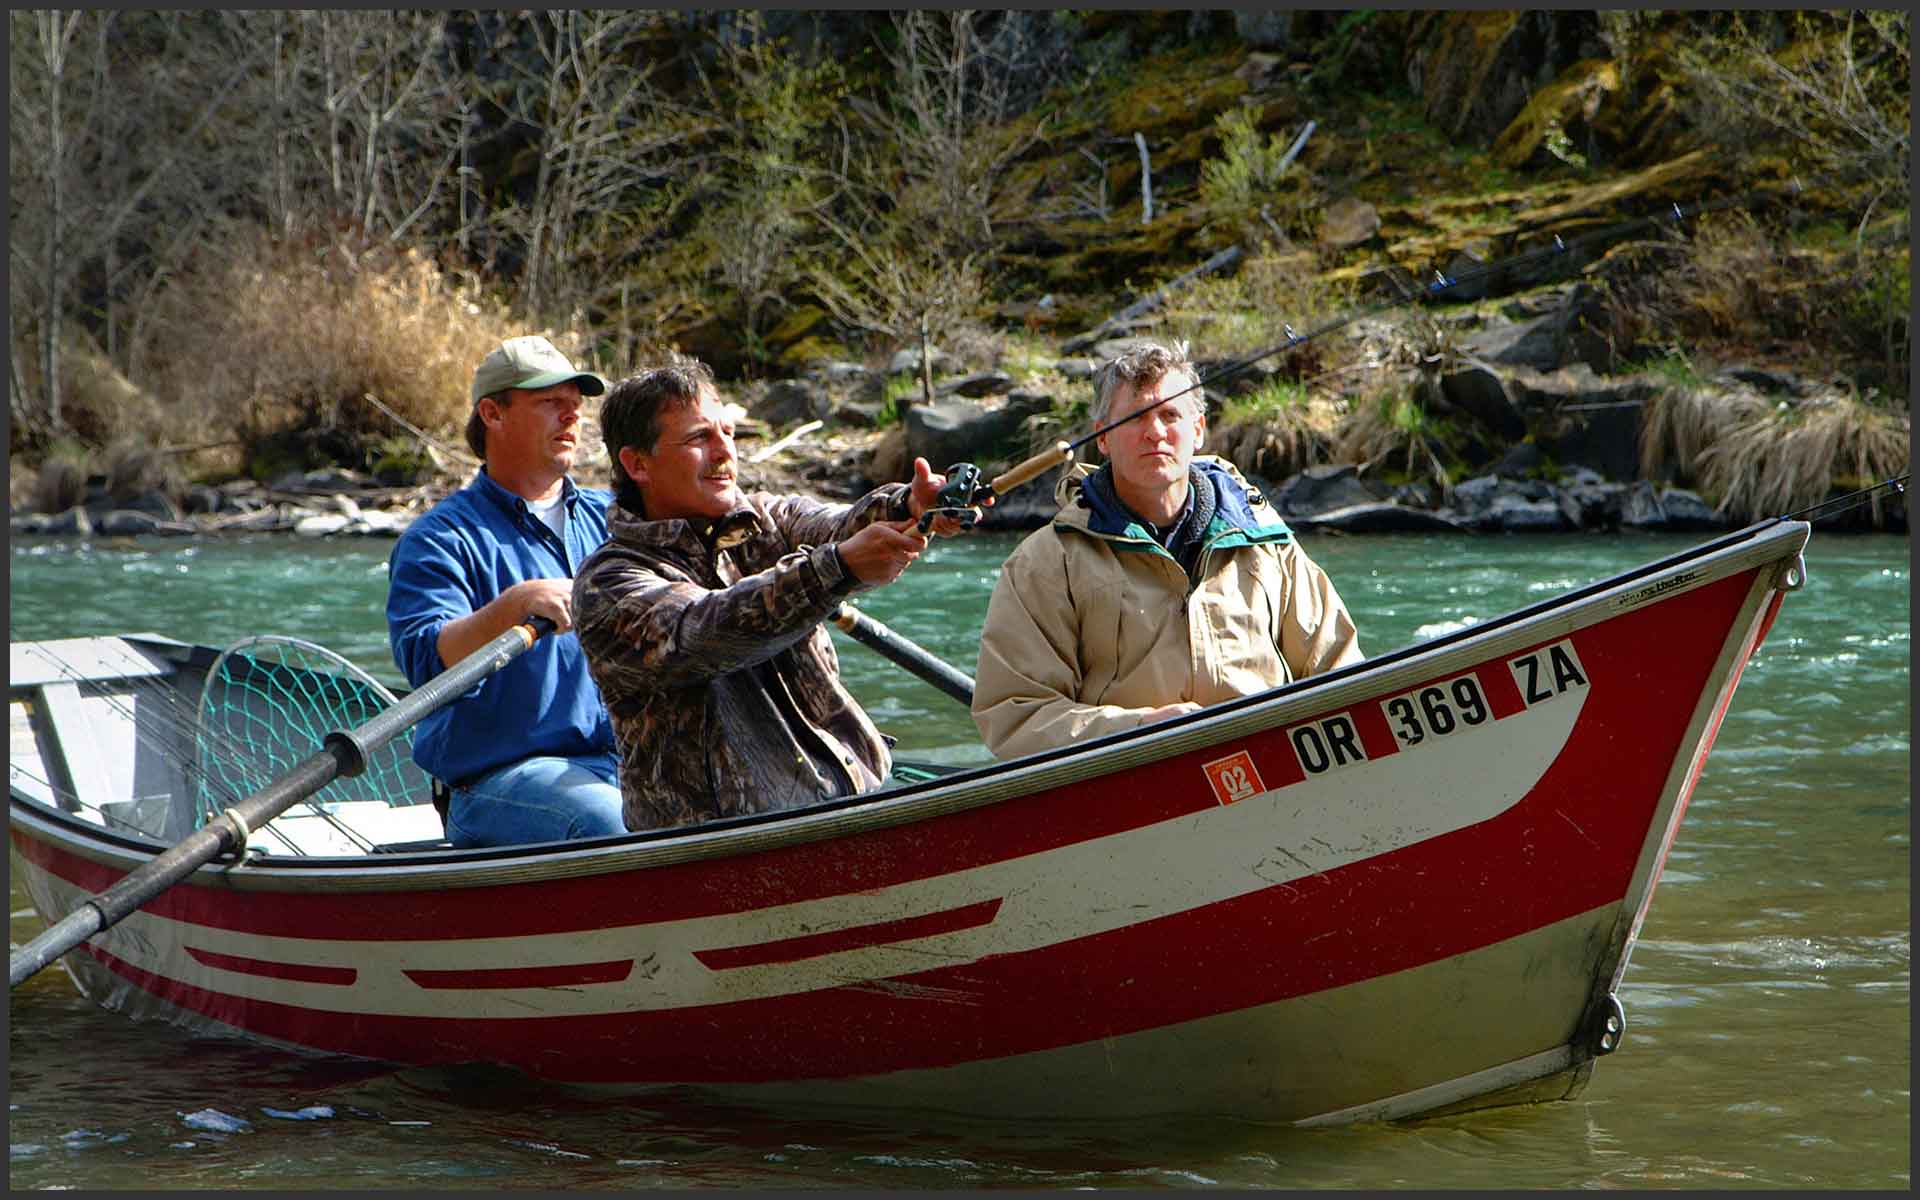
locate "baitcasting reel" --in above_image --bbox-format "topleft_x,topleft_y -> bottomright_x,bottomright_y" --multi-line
916,462 -> 989,534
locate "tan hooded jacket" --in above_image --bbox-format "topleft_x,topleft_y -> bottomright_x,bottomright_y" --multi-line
971,457 -> 1363,760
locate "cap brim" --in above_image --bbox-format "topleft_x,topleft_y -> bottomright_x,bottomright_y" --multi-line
510,369 -> 606,397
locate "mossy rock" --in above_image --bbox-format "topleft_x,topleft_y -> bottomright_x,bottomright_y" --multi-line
778,335 -> 852,370
764,304 -> 830,347
1491,59 -> 1621,170
1105,55 -> 1248,138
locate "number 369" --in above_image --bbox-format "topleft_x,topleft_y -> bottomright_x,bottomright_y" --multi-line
1384,677 -> 1489,747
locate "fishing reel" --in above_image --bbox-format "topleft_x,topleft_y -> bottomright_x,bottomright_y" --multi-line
916,462 -> 989,534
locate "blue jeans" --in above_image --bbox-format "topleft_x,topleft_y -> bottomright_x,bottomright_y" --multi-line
445,752 -> 626,849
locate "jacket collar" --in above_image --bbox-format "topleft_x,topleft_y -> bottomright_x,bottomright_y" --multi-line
1056,456 -> 1290,546
470,466 -> 579,517
607,498 -> 764,555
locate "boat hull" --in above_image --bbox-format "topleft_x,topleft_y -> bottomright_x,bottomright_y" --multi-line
9,521 -> 1809,1122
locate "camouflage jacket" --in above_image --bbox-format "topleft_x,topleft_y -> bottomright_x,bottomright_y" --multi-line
573,486 -> 912,832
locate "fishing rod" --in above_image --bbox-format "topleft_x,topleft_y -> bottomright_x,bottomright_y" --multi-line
1782,473 -> 1909,525
917,183 -> 1795,530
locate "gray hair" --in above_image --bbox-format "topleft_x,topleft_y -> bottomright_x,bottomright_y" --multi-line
1090,338 -> 1202,427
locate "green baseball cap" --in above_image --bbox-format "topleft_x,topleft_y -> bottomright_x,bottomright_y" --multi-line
470,335 -> 606,406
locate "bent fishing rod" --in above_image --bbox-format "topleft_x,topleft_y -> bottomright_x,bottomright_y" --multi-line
917,184 -> 1794,530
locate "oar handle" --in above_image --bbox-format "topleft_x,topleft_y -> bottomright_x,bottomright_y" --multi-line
834,604 -> 974,706
9,615 -> 557,990
990,441 -> 1073,499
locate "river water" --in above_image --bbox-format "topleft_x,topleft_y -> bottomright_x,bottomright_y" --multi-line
7,528 -> 1910,1189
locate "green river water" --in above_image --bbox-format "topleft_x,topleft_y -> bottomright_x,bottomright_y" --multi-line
7,528 -> 1909,1189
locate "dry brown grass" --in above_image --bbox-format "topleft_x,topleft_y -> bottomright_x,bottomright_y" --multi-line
1638,373 -> 1766,483
1209,380 -> 1342,482
1695,392 -> 1910,520
100,439 -> 180,503
135,224 -> 540,462
30,455 -> 85,515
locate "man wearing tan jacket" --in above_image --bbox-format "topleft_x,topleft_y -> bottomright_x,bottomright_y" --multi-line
972,339 -> 1364,760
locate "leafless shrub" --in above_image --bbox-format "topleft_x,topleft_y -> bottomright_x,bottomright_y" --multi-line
1160,250 -> 1355,370
805,12 -> 1045,352
1676,11 -> 1909,209
139,223 -> 528,457
101,438 -> 178,503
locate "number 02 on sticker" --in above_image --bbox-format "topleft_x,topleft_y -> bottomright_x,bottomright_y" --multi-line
1203,750 -> 1265,806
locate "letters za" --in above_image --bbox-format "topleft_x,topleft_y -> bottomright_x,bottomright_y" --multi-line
1508,639 -> 1588,708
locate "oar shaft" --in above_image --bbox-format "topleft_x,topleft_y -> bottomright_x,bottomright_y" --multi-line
834,604 -> 974,706
9,617 -> 554,990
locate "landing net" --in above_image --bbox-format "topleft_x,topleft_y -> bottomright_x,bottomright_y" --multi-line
195,635 -> 427,829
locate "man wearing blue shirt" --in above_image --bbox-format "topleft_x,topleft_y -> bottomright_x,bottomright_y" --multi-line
386,335 -> 626,847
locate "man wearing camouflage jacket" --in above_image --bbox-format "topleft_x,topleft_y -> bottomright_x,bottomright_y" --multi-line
573,355 -> 977,832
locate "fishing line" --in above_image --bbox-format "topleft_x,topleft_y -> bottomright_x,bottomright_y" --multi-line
927,180 -> 1809,518
1781,472 -> 1909,524
1069,188 -> 1782,460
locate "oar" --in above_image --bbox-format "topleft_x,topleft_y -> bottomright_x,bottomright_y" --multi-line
833,603 -> 974,706
9,616 -> 557,989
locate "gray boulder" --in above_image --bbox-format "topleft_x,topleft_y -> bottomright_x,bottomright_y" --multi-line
1622,484 -> 1727,531
97,509 -> 193,536
1318,198 -> 1381,251
755,379 -> 832,426
1288,503 -> 1468,533
1267,464 -> 1388,517
887,346 -> 953,377
1461,312 -> 1562,372
1492,441 -> 1545,479
1234,11 -> 1294,51
979,464 -> 1068,532
44,506 -> 94,537
1439,358 -> 1526,440
904,394 -> 1050,471
830,399 -> 885,428
1484,494 -> 1576,533
819,361 -> 872,388
1460,283 -> 1612,374
183,485 -> 224,514
936,371 -> 1015,399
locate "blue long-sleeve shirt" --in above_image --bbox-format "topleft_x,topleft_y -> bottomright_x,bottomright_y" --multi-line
386,469 -> 616,785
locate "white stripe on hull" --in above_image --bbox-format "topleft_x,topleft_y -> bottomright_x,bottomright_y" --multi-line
25,692 -> 1584,1021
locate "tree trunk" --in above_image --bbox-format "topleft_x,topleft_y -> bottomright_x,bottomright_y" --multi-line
38,12 -> 81,432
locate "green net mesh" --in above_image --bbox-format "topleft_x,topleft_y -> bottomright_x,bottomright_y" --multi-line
194,636 -> 430,828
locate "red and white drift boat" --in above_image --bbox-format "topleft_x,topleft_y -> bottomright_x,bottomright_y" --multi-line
9,519 -> 1810,1124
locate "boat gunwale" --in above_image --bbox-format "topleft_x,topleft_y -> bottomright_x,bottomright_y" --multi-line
9,519 -> 1811,893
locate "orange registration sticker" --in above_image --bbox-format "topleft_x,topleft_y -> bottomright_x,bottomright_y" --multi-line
1203,750 -> 1265,806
